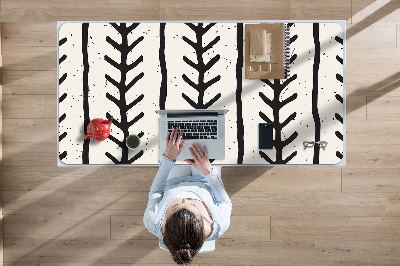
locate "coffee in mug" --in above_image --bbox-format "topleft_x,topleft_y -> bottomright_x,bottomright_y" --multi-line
126,134 -> 140,150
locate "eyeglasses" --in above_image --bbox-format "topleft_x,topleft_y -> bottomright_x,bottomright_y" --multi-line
303,141 -> 328,150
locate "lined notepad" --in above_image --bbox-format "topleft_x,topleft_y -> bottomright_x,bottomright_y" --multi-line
245,23 -> 290,79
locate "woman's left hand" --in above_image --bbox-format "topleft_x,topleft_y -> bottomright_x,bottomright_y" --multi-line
165,127 -> 186,161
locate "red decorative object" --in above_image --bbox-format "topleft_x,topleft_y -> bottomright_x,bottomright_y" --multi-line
84,117 -> 113,142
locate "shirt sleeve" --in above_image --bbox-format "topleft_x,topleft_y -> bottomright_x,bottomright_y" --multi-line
204,166 -> 232,238
143,154 -> 175,237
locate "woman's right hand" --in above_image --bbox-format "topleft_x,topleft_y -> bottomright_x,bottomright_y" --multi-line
184,143 -> 212,176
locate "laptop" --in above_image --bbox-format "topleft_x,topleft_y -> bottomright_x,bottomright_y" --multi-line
155,109 -> 229,160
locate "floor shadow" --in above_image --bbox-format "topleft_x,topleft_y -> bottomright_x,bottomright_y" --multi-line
4,190 -> 130,263
1,50 -> 57,80
2,139 -> 161,264
3,138 -> 163,263
1,140 -> 104,210
222,166 -> 274,193
348,71 -> 400,102
88,228 -> 159,265
2,140 -> 78,183
347,0 -> 400,40
6,14 -> 400,264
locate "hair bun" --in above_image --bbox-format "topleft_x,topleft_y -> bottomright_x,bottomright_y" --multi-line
179,243 -> 191,250
174,246 -> 193,264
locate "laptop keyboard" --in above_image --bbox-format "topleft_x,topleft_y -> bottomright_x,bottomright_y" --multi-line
168,120 -> 218,139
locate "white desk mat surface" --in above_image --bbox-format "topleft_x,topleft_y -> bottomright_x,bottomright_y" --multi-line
58,22 -> 344,165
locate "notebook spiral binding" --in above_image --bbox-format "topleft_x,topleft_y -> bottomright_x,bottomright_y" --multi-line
283,23 -> 291,79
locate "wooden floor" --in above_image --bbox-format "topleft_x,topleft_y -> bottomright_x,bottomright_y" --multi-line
1,0 -> 400,265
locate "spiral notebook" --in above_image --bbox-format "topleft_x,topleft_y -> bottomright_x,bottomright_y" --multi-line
245,23 -> 290,79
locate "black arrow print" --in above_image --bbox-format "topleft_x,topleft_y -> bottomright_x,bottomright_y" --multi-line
59,34 -> 68,162
181,23 -> 222,109
259,74 -> 298,164
104,23 -> 145,164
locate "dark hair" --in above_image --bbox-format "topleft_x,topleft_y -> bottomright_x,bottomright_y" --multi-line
163,208 -> 206,264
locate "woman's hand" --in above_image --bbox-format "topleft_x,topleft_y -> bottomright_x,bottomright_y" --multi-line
184,143 -> 212,175
165,127 -> 186,161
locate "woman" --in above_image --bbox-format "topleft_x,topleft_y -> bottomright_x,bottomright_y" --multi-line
143,127 -> 232,264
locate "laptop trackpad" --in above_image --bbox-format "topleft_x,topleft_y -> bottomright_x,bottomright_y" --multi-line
183,141 -> 214,159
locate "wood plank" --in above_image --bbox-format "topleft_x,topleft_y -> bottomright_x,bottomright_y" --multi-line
0,216 -> 3,266
45,95 -> 57,119
386,194 -> 400,216
111,215 -> 156,240
360,265 -> 400,266
2,119 -> 56,143
351,0 -> 376,23
1,22 -> 57,46
316,240 -> 400,264
351,0 -> 376,17
231,191 -> 386,216
2,191 -> 65,215
347,69 -> 400,98
0,55 -> 2,84
2,95 -> 46,119
41,264 -> 196,266
201,265 -> 358,266
70,190 -> 387,217
3,262 -> 40,266
346,144 -> 400,168
346,96 -> 366,120
2,46 -> 56,71
3,238 -> 162,264
0,0 -> 160,22
347,48 -> 400,75
203,239 -> 315,265
273,216 -> 400,241
0,87 -> 2,218
160,0 -> 289,20
4,214 -> 110,239
347,23 -> 396,49
346,120 -> 400,145
223,216 -> 270,240
2,142 -> 57,167
351,0 -> 400,25
2,166 -> 158,192
0,61 -> 2,266
222,166 -> 341,192
290,0 -> 351,20
66,191 -> 148,215
111,215 -> 270,240
367,96 -> 400,120
1,70 -> 57,95
343,168 -> 400,193
3,238 -> 316,264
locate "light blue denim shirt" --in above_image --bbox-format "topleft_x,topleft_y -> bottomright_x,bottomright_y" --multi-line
143,154 -> 232,243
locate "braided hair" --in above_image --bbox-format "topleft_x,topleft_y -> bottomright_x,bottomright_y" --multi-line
163,208 -> 206,264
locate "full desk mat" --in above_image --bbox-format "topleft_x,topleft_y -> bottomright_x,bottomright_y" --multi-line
58,22 -> 345,165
